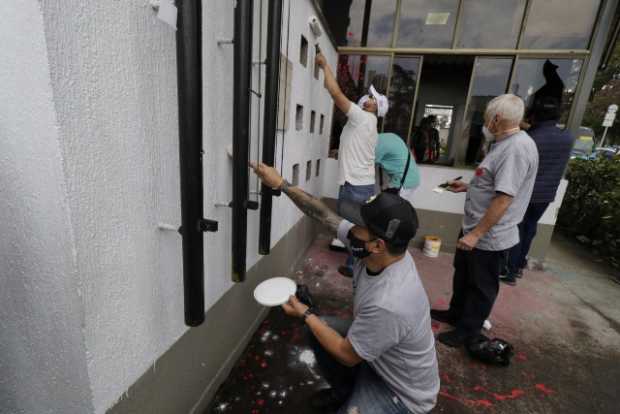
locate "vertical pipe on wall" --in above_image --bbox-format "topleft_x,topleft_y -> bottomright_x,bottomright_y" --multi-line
232,0 -> 254,282
175,0 -> 205,326
259,0 -> 283,255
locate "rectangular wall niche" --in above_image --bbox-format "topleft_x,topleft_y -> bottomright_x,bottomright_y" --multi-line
319,114 -> 325,134
316,159 -> 321,177
310,110 -> 316,133
300,35 -> 308,67
296,104 -> 304,131
292,163 -> 300,185
306,160 -> 312,181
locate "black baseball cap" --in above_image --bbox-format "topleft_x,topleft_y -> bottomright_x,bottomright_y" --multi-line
339,192 -> 418,246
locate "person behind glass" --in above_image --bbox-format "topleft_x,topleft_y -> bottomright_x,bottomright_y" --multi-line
250,161 -> 440,414
500,96 -> 573,286
375,132 -> 421,204
430,94 -> 539,347
315,52 -> 389,279
412,115 -> 440,164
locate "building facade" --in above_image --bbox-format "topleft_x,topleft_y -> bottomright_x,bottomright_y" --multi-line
318,0 -> 618,256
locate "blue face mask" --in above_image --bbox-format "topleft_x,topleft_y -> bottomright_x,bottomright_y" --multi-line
348,232 -> 377,259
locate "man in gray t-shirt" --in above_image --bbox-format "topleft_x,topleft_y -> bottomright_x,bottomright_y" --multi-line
250,160 -> 439,414
431,94 -> 539,347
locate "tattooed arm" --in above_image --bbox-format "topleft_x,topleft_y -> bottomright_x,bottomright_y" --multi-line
279,180 -> 342,234
251,162 -> 343,235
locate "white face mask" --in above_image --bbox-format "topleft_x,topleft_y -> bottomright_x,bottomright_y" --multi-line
482,125 -> 494,141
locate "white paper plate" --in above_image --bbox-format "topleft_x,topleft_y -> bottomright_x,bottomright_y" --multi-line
253,277 -> 297,307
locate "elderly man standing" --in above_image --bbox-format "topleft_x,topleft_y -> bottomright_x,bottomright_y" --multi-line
315,52 -> 389,277
431,94 -> 539,347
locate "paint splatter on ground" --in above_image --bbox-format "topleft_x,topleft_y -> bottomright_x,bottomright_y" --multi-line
206,234 -> 620,413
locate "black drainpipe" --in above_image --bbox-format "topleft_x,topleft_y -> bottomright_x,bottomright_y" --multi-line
175,0 -> 218,326
232,0 -> 254,282
258,0 -> 283,255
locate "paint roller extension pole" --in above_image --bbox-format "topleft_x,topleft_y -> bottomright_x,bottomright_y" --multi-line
259,0 -> 283,255
232,0 -> 254,281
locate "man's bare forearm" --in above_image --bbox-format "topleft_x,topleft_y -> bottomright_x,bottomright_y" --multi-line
280,180 -> 342,234
471,194 -> 513,238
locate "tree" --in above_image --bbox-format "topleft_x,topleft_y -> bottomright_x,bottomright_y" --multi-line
582,39 -> 620,146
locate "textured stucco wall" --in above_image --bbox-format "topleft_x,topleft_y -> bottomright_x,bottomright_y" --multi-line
39,1 -> 183,412
201,0 -> 337,310
0,1 -> 93,413
33,0 -> 335,413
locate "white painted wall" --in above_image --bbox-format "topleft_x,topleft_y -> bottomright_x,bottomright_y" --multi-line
2,0 -> 336,413
202,0 -> 337,309
323,161 -> 568,226
0,1 -> 93,413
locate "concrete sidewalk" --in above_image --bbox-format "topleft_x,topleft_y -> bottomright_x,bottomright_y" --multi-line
206,234 -> 620,413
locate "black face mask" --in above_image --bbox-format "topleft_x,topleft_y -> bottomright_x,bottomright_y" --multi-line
348,232 -> 376,259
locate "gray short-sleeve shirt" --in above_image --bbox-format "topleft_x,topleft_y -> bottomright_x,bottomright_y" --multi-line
337,221 -> 440,414
463,131 -> 539,251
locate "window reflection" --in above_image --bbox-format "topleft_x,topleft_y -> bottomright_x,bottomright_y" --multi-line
330,54 -> 391,150
457,0 -> 526,49
397,0 -> 459,48
461,58 -> 513,165
384,56 -> 421,141
510,58 -> 583,125
521,0 -> 600,49
319,0 -> 397,47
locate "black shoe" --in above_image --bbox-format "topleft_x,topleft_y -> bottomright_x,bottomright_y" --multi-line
338,265 -> 353,278
499,274 -> 517,286
310,388 -> 346,412
437,329 -> 474,348
515,268 -> 524,279
430,309 -> 457,326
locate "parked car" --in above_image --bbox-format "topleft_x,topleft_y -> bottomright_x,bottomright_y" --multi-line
590,147 -> 619,160
570,127 -> 595,160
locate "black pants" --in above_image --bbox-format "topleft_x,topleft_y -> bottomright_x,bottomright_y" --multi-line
507,202 -> 549,274
448,244 -> 509,334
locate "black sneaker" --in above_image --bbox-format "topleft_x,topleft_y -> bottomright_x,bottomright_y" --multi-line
310,388 -> 346,412
430,309 -> 457,326
437,329 -> 474,348
338,265 -> 353,278
515,268 -> 524,279
499,274 -> 517,286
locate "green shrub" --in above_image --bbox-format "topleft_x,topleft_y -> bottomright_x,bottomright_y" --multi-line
557,157 -> 620,269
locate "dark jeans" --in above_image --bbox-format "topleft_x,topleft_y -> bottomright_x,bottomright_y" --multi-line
307,317 -> 413,414
337,183 -> 375,270
507,202 -> 549,275
448,244 -> 509,334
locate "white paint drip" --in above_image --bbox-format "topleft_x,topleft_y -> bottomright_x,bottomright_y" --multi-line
298,349 -> 316,367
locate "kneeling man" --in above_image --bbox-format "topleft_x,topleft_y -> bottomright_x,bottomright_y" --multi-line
251,162 -> 439,414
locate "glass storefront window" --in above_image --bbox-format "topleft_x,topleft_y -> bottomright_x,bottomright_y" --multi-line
510,58 -> 583,125
320,0 -> 397,47
460,58 -> 513,165
330,54 -> 391,150
384,56 -> 421,141
397,0 -> 460,48
457,0 -> 527,49
521,0 -> 601,49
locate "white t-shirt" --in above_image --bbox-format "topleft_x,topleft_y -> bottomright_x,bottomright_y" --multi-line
338,104 -> 378,186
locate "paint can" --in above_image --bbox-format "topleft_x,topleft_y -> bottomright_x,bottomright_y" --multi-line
423,236 -> 441,258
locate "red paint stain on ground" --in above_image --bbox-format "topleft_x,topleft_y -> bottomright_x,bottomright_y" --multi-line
473,385 -> 525,401
516,352 -> 528,361
441,373 -> 453,384
440,390 -> 494,409
535,383 -> 555,396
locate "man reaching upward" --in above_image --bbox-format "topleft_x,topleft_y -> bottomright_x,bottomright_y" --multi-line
316,51 -> 388,277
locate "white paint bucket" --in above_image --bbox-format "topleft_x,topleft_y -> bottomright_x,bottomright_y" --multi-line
423,236 -> 441,258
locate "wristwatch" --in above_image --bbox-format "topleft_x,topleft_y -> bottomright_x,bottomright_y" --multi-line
302,308 -> 315,322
